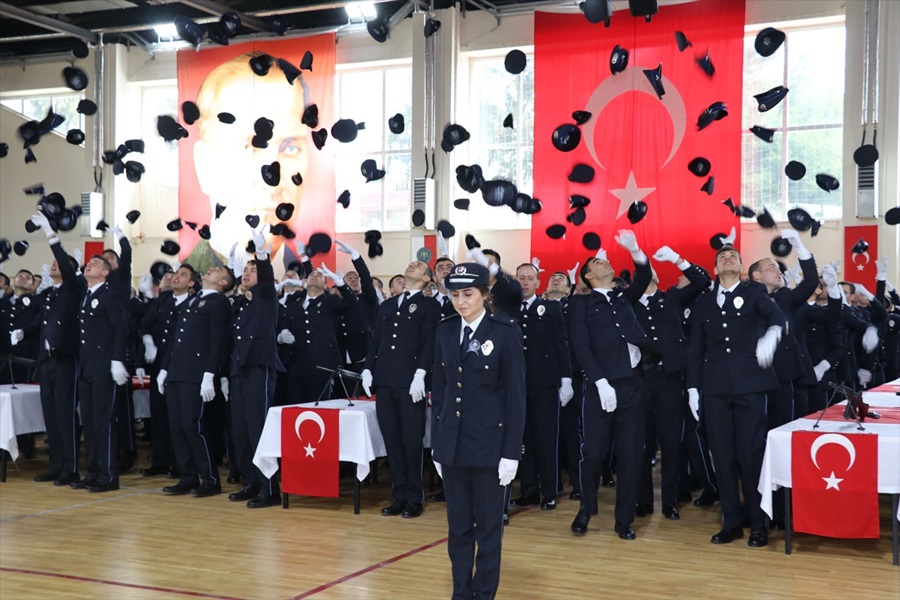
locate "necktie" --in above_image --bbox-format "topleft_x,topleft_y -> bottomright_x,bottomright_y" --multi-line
521,301 -> 528,314
82,290 -> 91,308
442,296 -> 450,308
399,291 -> 409,308
461,325 -> 472,360
721,290 -> 733,308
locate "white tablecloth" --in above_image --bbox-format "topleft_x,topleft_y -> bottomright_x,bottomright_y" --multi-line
863,381 -> 900,408
132,389 -> 151,420
0,384 -> 45,461
253,399 -> 386,482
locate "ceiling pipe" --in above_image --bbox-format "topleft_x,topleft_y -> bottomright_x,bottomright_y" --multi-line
0,1 -> 100,42
177,0 -> 271,33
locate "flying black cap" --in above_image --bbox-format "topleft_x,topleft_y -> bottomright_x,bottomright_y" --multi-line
453,198 -> 470,211
275,203 -> 294,221
568,207 -> 586,226
569,164 -> 595,183
627,201 -> 648,224
552,124 -> 581,152
157,115 -> 188,142
750,125 -> 775,143
160,240 -> 180,256
62,66 -> 88,91
77,99 -> 98,115
456,164 -> 484,193
756,209 -> 776,229
66,129 -> 84,145
755,27 -> 786,57
785,160 -> 806,181
388,113 -> 405,134
701,176 -> 715,195
771,237 -> 792,257
675,31 -> 692,52
312,129 -> 328,150
167,218 -> 184,231
332,119 -> 365,143
302,105 -> 318,128
261,161 -> 281,186
125,160 -> 145,183
437,220 -> 456,238
754,86 -> 789,112
688,157 -> 711,177
851,238 -> 868,254
582,232 -> 601,251
13,241 -> 29,256
361,159 -> 386,182
307,232 -> 332,258
885,206 -> 900,226
697,102 -> 728,131
505,50 -> 527,74
150,261 -> 174,280
696,50 -> 715,78
643,63 -> 665,99
182,101 -> 200,125
815,174 -> 839,192
481,180 -> 517,207
610,45 -> 629,75
503,114 -> 514,129
546,224 -> 566,239
244,215 -> 260,229
787,207 -> 814,231
465,234 -> 480,250
337,190 -> 350,208
126,210 -> 141,224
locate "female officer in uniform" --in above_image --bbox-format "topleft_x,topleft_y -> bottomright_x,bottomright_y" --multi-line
431,263 -> 526,600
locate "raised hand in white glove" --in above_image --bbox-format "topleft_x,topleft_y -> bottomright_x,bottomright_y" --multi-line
318,263 -> 345,287
813,360 -> 830,382
142,334 -> 158,363
615,229 -> 639,253
10,329 -> 24,346
567,261 -> 580,285
821,264 -> 840,299
111,224 -> 126,241
875,257 -> 887,281
827,258 -> 842,277
595,248 -> 608,261
335,240 -> 360,260
498,458 -> 518,486
559,377 -> 574,407
200,372 -> 215,403
251,226 -> 268,260
653,246 -> 680,264
780,229 -> 811,259
139,273 -> 155,299
858,368 -> 872,387
409,369 -> 426,403
687,388 -> 700,421
722,226 -> 737,246
786,263 -> 802,289
135,367 -> 146,383
531,257 -> 545,273
110,360 -> 129,386
220,377 -> 230,402
157,369 -> 167,394
73,249 -> 83,274
361,369 -> 373,397
31,212 -> 55,237
276,329 -> 296,345
862,325 -> 879,354
436,231 -> 449,258
756,326 -> 781,368
855,283 -> 875,302
295,240 -> 307,257
432,450 -> 442,479
595,378 -> 617,412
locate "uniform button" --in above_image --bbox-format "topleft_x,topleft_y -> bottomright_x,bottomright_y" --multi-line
237,336 -> 242,340
391,345 -> 395,349
615,323 -> 620,327
457,367 -> 462,373
651,326 -> 655,330
395,312 -> 400,316
305,320 -> 309,324
648,316 -> 653,320
721,311 -> 726,316
724,337 -> 730,341
722,323 -> 727,328
456,411 -> 460,417
484,365 -> 489,370
522,323 -> 527,328
180,328 -> 184,332
306,330 -> 310,334
726,348 -> 731,353
456,398 -> 461,403
393,323 -> 398,327
43,321 -> 47,325
392,334 -> 397,338
457,382 -> 462,388
523,334 -> 528,339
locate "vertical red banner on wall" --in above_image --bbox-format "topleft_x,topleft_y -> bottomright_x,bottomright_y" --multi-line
843,225 -> 879,289
533,1 -> 745,288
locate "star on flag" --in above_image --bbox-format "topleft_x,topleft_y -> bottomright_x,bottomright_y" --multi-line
822,471 -> 843,490
304,443 -> 316,457
609,170 -> 656,220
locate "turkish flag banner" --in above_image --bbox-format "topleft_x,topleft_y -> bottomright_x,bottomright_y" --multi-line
281,407 -> 341,498
791,431 -> 879,539
533,1 -> 745,287
843,225 -> 879,290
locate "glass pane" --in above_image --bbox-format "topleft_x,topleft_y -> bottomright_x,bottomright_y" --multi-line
786,128 -> 843,218
741,36 -> 785,129
141,86 -> 179,189
22,97 -> 51,122
384,68 -> 412,152
383,153 -> 411,230
0,98 -> 22,112
51,95 -> 81,133
337,70 -> 383,154
787,27 -> 845,127
741,131 -> 784,216
335,154 -> 382,233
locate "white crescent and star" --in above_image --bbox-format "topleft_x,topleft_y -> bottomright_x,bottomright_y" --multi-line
294,411 -> 326,457
809,433 -> 857,491
853,251 -> 870,272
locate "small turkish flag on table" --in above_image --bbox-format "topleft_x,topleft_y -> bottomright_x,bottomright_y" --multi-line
791,431 -> 879,539
281,406 -> 340,498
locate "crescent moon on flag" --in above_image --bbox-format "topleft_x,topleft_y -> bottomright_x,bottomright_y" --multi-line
852,251 -> 870,266
809,433 -> 856,471
295,411 -> 326,444
582,67 -> 687,171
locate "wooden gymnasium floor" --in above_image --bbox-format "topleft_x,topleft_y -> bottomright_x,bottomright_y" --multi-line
1,436 -> 898,600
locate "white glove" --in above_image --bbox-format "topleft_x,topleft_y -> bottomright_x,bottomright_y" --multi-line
111,360 -> 129,386
73,249 -> 83,272
780,229 -> 811,260
295,240 -> 307,257
756,325 -> 781,368
157,369 -> 168,394
252,226 -> 268,260
595,378 -> 617,412
855,283 -> 875,302
875,257 -> 887,281
595,248 -> 608,261
432,450 -> 442,479
498,458 -> 518,486
318,263 -> 345,287
139,273 -> 155,299
785,263 -> 801,289
227,242 -> 245,275
468,247 -> 499,276
531,257 -> 545,273
220,377 -> 230,402
10,329 -> 24,346
615,229 -> 645,262
567,261 -> 580,285
34,265 -> 52,294
858,368 -> 872,387
559,377 -> 574,407
361,369 -> 373,396
653,246 -> 680,264
821,264 -> 840,299
436,231 -> 449,258
135,367 -> 146,383
409,369 -> 426,403
687,388 -> 700,421
200,372 -> 215,403
276,329 -> 296,344
862,325 -> 879,353
142,334 -> 158,363
111,225 -> 126,241
813,360 -> 830,382
31,211 -> 55,237
335,240 -> 360,260
722,226 -> 737,246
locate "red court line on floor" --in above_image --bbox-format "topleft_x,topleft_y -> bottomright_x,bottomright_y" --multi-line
292,536 -> 449,599
0,567 -> 245,600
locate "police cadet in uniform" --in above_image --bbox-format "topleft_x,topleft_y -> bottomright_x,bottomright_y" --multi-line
2,268 -> 39,385
362,260 -> 440,519
510,262 -> 572,510
431,262 -> 525,600
568,230 -> 652,540
228,227 -> 285,508
686,244 -> 785,548
470,248 -> 522,319
334,240 -> 379,375
156,265 -> 234,497
274,259 -> 308,407
72,252 -> 130,492
633,245 -> 710,521
433,256 -> 457,319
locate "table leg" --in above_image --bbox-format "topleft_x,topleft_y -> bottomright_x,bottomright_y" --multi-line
1,451 -> 6,483
785,487 -> 792,555
892,494 -> 899,567
283,492 -> 289,509
354,478 -> 360,515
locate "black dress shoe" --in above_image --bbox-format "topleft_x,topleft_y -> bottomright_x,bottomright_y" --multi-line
601,476 -> 616,488
571,509 -> 591,536
676,491 -> 693,504
190,483 -> 222,498
427,491 -> 446,502
247,494 -> 281,509
228,486 -> 260,502
34,470 -> 62,483
748,530 -> 769,547
70,477 -> 97,490
635,503 -> 654,517
226,474 -> 241,485
662,503 -> 680,520
140,465 -> 168,477
401,503 -> 424,518
53,472 -> 80,486
569,489 -> 582,501
381,500 -> 407,516
162,482 -> 196,495
510,494 -> 540,508
540,497 -> 557,510
769,517 -> 786,531
86,480 -> 120,493
614,521 -> 637,540
693,491 -> 718,507
710,527 -> 744,544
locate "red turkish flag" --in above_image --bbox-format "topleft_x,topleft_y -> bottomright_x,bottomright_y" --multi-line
281,407 -> 340,498
843,225 -> 879,290
791,431 -> 879,539
533,1 -> 745,288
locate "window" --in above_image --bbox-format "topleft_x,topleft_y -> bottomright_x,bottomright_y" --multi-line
457,51 -> 535,230
0,94 -> 85,142
334,63 -> 412,232
741,21 -> 845,221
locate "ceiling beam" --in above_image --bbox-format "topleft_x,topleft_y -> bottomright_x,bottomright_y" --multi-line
178,0 -> 271,33
0,1 -> 99,43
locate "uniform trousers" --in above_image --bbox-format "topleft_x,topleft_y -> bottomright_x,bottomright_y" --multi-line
38,354 -> 79,475
165,381 -> 219,487
578,373 -> 644,524
79,373 -> 120,484
376,386 -> 426,505
679,414 -> 718,497
230,366 -> 279,497
116,381 -> 136,461
202,385 -> 227,467
638,369 -> 684,507
519,384 -> 559,499
148,362 -> 175,469
442,465 -> 507,600
558,374 -> 584,492
703,392 -> 768,531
